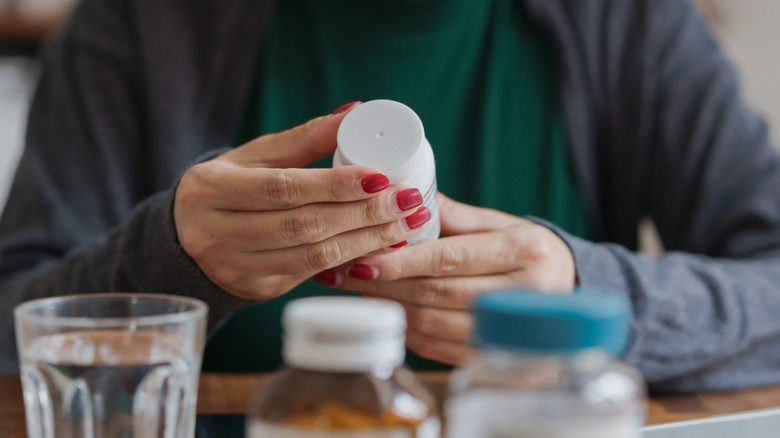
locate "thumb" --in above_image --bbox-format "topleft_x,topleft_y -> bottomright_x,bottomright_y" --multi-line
228,101 -> 362,169
438,193 -> 524,235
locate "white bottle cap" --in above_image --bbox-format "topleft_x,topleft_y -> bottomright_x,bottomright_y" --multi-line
335,100 -> 432,188
282,297 -> 406,372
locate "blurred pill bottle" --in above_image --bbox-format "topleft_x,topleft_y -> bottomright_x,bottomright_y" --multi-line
247,296 -> 440,438
334,99 -> 439,245
446,290 -> 645,438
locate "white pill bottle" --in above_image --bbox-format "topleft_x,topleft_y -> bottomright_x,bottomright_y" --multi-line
334,100 -> 440,245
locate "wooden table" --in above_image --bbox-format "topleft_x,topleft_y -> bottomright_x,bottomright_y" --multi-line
3,372 -> 780,436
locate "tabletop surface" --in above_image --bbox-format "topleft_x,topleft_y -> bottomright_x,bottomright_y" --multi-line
3,372 -> 780,436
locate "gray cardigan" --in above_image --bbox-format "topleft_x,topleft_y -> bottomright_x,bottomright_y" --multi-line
3,0 -> 780,392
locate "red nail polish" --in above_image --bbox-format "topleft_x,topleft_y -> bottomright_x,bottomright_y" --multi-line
390,241 -> 408,249
332,101 -> 362,114
396,188 -> 423,211
405,207 -> 431,230
313,269 -> 338,286
361,174 -> 390,194
349,264 -> 376,280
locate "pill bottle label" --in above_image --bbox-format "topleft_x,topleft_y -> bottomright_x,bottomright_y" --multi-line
447,391 -> 640,438
249,419 -> 440,438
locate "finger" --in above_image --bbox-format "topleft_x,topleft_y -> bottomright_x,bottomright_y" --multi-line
403,305 -> 473,343
211,186 -> 424,250
438,193 -> 523,236
252,208 -> 432,276
338,274 -> 520,310
225,104 -> 361,169
406,330 -> 476,365
349,226 -> 544,280
187,162 -> 390,211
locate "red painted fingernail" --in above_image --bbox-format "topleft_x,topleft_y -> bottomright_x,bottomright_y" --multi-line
349,264 -> 376,280
396,188 -> 423,211
332,101 -> 362,114
390,241 -> 408,249
405,207 -> 431,230
361,173 -> 390,194
313,269 -> 338,286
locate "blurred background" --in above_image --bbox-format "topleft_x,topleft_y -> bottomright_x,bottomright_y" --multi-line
0,0 -> 779,213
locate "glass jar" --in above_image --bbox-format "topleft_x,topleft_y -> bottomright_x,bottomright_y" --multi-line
446,290 -> 645,438
247,296 -> 440,437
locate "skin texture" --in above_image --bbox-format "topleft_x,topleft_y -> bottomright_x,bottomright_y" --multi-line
174,104 -> 429,300
317,194 -> 576,365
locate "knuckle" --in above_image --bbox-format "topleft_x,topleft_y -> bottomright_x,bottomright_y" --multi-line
361,196 -> 388,225
299,118 -> 319,138
508,227 -> 551,265
227,275 -> 292,301
409,308 -> 438,336
305,240 -> 344,271
408,335 -> 438,361
264,171 -> 300,208
381,262 -> 404,281
414,279 -> 451,306
284,208 -> 327,244
210,264 -> 242,289
254,276 -> 293,300
178,226 -> 212,259
177,165 -> 212,207
327,173 -> 346,200
434,244 -> 466,273
375,220 -> 405,246
523,229 -> 554,264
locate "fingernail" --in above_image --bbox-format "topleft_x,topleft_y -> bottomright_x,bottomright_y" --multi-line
348,264 -> 376,280
405,207 -> 431,230
332,101 -> 362,114
390,241 -> 408,249
313,269 -> 339,286
361,173 -> 390,194
396,188 -> 423,211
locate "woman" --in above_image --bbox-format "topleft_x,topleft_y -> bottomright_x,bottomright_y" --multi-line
2,0 -> 780,392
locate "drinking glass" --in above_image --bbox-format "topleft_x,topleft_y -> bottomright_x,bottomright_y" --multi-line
14,293 -> 208,438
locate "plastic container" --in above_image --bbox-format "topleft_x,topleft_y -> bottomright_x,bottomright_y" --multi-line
246,296 -> 440,437
446,290 -> 645,438
334,99 -> 440,245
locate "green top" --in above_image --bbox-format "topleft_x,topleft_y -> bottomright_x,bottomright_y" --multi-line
203,0 -> 589,372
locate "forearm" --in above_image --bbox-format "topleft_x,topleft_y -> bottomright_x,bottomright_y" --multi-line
551,224 -> 780,392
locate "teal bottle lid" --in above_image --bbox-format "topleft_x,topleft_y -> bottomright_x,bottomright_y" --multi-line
474,290 -> 630,356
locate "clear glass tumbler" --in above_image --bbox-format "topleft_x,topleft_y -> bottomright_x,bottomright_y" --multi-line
14,293 -> 208,438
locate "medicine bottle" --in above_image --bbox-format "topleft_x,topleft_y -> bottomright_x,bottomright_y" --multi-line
334,99 -> 439,245
446,290 -> 645,438
246,296 -> 440,438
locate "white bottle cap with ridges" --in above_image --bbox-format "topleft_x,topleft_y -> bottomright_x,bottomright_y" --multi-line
282,296 -> 406,372
335,100 -> 433,190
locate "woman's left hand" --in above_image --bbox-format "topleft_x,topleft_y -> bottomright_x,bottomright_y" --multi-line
313,194 -> 576,365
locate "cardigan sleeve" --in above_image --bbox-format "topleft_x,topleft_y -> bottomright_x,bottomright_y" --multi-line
555,0 -> 780,392
0,0 -> 250,374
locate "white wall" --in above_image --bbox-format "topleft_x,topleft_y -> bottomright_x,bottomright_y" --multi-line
0,58 -> 34,210
715,0 -> 780,144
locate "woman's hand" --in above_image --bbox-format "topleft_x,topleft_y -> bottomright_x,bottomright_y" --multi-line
174,103 -> 431,300
314,194 -> 575,365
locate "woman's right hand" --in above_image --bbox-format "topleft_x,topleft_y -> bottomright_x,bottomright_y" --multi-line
173,103 -> 430,300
